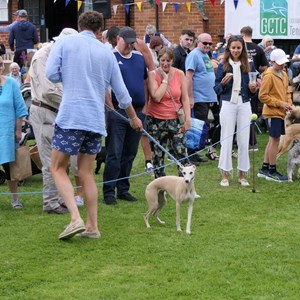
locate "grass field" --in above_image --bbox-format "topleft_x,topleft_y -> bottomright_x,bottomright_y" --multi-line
0,132 -> 300,300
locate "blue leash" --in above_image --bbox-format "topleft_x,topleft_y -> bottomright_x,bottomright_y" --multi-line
105,104 -> 183,167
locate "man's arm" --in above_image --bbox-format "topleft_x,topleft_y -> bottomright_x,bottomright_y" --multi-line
186,69 -> 195,108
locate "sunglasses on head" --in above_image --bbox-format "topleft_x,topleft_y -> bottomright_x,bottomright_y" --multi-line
200,41 -> 212,46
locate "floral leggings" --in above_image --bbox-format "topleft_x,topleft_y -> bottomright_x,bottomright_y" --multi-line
146,116 -> 189,178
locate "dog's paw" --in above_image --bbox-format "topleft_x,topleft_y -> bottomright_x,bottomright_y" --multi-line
186,230 -> 191,234
177,228 -> 182,232
288,179 -> 293,182
194,194 -> 201,199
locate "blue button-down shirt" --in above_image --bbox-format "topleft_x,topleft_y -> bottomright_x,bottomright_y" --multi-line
45,31 -> 132,136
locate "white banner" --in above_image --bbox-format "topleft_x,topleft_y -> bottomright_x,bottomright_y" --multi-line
225,0 -> 300,39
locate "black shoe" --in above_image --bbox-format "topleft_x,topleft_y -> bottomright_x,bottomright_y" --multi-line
46,205 -> 69,214
197,155 -> 208,163
117,193 -> 137,202
103,196 -> 117,205
188,156 -> 200,166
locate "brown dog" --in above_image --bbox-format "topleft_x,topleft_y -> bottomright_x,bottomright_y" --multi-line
277,107 -> 300,157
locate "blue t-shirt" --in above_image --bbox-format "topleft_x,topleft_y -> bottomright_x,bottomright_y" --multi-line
112,49 -> 147,108
294,44 -> 300,55
185,48 -> 217,103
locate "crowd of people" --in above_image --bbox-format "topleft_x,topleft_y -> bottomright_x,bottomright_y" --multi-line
0,10 -> 298,240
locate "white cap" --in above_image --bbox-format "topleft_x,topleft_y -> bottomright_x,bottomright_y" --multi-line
270,48 -> 289,65
53,28 -> 78,41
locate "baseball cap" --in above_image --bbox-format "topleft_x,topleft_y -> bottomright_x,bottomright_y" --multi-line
119,27 -> 137,44
14,9 -> 28,17
53,28 -> 78,41
270,48 -> 289,65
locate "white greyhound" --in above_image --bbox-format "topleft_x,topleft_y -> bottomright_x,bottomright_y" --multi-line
144,165 -> 199,234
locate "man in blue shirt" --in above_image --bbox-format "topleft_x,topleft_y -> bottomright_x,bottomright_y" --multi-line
45,12 -> 142,240
185,33 -> 218,163
103,27 -> 148,205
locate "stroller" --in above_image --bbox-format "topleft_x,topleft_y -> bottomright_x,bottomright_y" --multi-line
0,83 -> 42,185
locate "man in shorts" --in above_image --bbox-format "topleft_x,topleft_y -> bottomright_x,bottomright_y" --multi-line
45,11 -> 142,240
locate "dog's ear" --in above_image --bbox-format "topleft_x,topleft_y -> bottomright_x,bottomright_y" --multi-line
192,165 -> 196,170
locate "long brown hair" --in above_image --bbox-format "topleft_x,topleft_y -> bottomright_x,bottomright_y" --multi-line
223,35 -> 250,73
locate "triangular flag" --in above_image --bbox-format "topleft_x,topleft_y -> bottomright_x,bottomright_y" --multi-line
246,0 -> 252,6
149,0 -> 154,8
233,0 -> 238,9
186,2 -> 191,13
65,0 -> 70,7
220,0 -> 225,4
54,0 -> 57,3
77,1 -> 82,11
113,5 -> 118,15
197,1 -> 204,9
210,0 -> 215,6
173,3 -> 179,12
162,2 -> 167,12
125,4 -> 130,14
136,2 -> 142,11
154,0 -> 161,7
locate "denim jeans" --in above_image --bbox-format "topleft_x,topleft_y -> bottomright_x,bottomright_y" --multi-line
103,108 -> 144,197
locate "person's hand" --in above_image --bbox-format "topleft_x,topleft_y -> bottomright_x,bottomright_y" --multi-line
283,103 -> 292,113
159,68 -> 168,81
248,82 -> 257,93
182,119 -> 191,133
221,73 -> 233,86
129,117 -> 143,131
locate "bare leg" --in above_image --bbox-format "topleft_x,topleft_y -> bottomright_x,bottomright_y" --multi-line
7,180 -> 19,201
77,152 -> 99,233
51,149 -> 82,224
140,136 -> 152,161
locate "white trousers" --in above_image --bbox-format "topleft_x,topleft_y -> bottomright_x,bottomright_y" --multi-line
218,97 -> 251,173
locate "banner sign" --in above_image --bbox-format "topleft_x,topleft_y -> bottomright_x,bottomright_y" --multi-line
225,0 -> 300,39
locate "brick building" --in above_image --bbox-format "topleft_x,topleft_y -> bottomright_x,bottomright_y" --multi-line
0,0 -> 297,54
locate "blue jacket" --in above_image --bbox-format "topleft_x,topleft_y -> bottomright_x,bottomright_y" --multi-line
9,20 -> 39,51
214,62 -> 256,103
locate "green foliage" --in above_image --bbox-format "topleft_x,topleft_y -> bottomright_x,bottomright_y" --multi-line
0,133 -> 299,299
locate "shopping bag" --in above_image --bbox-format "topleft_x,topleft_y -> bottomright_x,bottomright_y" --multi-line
186,118 -> 209,150
9,145 -> 32,181
30,145 -> 43,170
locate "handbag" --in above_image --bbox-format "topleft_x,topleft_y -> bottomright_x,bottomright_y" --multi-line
9,145 -> 32,181
186,112 -> 209,150
167,86 -> 185,125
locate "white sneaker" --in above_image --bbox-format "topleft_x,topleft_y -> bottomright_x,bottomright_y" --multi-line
145,162 -> 154,177
239,178 -> 250,186
75,196 -> 84,207
220,179 -> 229,187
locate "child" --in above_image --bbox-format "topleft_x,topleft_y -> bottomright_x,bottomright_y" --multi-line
258,49 -> 292,182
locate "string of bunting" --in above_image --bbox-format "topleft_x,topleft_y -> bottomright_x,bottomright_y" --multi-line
58,0 -> 252,12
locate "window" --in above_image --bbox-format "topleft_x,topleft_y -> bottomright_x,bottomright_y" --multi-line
0,0 -> 9,23
24,0 -> 39,26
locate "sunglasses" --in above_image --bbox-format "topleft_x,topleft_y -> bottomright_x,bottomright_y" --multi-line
200,41 -> 212,46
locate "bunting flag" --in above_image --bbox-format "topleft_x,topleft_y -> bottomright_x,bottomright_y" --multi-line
54,0 -> 57,3
210,0 -> 215,6
154,0 -> 161,7
220,0 -> 225,4
186,2 -> 191,13
125,4 -> 130,14
149,0 -> 154,8
173,3 -> 179,12
233,0 -> 238,9
77,0 -> 82,11
65,0 -> 70,7
246,0 -> 252,6
162,2 -> 168,12
136,2 -> 142,11
113,4 -> 118,15
197,1 -> 204,9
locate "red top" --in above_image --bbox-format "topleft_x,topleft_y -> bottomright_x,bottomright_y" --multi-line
147,68 -> 182,120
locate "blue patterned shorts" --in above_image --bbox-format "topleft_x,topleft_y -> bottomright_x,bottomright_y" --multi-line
52,125 -> 102,155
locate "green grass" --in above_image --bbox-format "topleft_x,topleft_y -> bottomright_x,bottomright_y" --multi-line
1,132 -> 300,299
